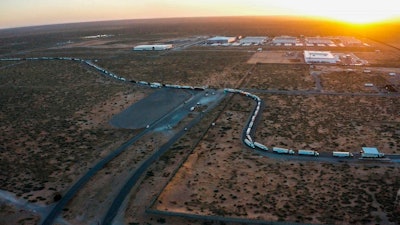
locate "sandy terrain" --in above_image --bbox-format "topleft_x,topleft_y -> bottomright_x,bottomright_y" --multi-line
154,95 -> 400,224
247,51 -> 304,64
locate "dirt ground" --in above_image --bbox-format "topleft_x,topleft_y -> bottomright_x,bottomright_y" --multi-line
248,51 -> 304,64
154,95 -> 400,224
1,17 -> 400,225
0,60 -> 151,222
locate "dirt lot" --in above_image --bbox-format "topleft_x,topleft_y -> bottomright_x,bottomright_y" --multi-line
248,51 -> 304,64
154,94 -> 400,224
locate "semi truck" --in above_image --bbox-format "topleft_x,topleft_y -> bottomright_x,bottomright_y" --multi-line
332,151 -> 353,157
361,152 -> 385,158
150,82 -> 161,88
272,147 -> 295,155
361,147 -> 385,158
254,142 -> 268,151
244,139 -> 255,149
298,149 -> 319,156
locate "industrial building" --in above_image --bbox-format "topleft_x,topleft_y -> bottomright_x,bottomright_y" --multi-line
304,51 -> 338,64
305,37 -> 334,45
272,36 -> 298,45
339,36 -> 363,46
133,44 -> 173,51
206,36 -> 236,44
240,36 -> 267,45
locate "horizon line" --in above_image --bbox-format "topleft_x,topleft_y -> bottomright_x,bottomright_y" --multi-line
1,15 -> 399,31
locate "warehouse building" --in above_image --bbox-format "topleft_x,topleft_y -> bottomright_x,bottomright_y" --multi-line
133,44 -> 173,51
240,36 -> 268,45
304,51 -> 338,64
207,36 -> 236,44
305,37 -> 334,45
272,36 -> 298,45
339,36 -> 363,46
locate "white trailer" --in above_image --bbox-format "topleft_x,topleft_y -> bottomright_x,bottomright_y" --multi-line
254,142 -> 268,151
150,82 -> 161,88
272,147 -> 295,154
332,151 -> 353,157
244,139 -> 255,149
298,149 -> 319,156
361,147 -> 384,158
361,152 -> 385,158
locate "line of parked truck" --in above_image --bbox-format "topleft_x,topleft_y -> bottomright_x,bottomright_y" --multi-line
224,88 -> 261,151
223,88 -> 362,159
258,146 -> 356,158
1,57 -> 212,92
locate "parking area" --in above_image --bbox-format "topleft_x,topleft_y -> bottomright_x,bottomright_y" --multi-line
109,89 -> 192,129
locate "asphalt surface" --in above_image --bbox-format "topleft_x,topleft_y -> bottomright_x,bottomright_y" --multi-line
244,88 -> 400,97
40,126 -> 152,225
40,88 -> 224,225
102,90 -> 225,224
2,56 -> 399,225
110,88 -> 192,129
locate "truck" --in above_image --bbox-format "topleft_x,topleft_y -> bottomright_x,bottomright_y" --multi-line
332,151 -> 353,157
254,142 -> 268,151
298,149 -> 319,156
150,82 -> 161,88
244,139 -> 255,149
272,147 -> 295,155
361,147 -> 385,158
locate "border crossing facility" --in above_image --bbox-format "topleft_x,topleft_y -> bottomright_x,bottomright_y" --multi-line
304,50 -> 338,64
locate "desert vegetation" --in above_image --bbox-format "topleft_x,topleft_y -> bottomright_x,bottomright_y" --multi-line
244,64 -> 314,90
257,94 -> 400,154
0,60 -> 142,205
154,94 -> 400,224
1,17 -> 400,225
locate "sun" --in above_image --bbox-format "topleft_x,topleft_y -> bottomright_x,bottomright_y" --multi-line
274,0 -> 399,24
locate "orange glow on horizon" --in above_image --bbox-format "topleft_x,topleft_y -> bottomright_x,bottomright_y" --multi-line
0,0 -> 399,29
274,0 -> 399,25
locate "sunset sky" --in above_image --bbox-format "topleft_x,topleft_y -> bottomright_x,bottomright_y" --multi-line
1,0 -> 399,29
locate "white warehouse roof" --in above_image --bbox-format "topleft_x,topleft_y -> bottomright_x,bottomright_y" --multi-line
240,36 -> 267,44
305,37 -> 334,44
272,36 -> 298,44
133,44 -> 173,51
304,50 -> 338,64
207,36 -> 236,43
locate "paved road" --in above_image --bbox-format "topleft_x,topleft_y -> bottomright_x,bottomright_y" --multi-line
40,126 -> 153,225
40,89 -> 211,225
102,91 -> 225,224
243,88 -> 400,97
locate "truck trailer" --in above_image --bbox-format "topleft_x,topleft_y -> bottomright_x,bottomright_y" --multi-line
254,142 -> 268,151
298,149 -> 319,156
361,147 -> 384,158
332,151 -> 353,157
244,139 -> 255,149
272,147 -> 295,154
